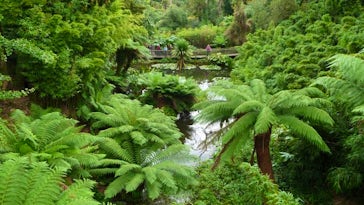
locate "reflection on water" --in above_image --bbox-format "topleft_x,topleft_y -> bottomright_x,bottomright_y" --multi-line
180,111 -> 221,160
176,80 -> 227,161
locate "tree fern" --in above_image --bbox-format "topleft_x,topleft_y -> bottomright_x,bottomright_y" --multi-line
0,108 -> 104,178
103,144 -> 197,201
90,95 -> 182,149
195,79 -> 333,179
89,94 -> 197,202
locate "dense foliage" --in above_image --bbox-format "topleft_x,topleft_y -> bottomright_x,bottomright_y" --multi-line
190,161 -> 301,205
0,157 -> 100,205
0,0 -> 147,99
1,0 -> 363,204
232,0 -> 364,91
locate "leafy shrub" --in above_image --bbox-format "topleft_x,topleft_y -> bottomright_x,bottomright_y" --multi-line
207,53 -> 233,69
176,25 -> 221,48
0,74 -> 34,101
137,71 -> 199,115
190,161 -> 301,205
212,34 -> 228,48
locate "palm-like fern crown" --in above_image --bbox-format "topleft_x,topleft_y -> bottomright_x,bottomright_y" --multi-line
0,107 -> 103,178
90,95 -> 182,150
103,144 -> 197,200
194,79 -> 333,159
88,95 -> 197,201
0,157 -> 100,205
171,39 -> 193,58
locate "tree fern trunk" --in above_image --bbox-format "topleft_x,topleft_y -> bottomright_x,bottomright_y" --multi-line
254,129 -> 274,180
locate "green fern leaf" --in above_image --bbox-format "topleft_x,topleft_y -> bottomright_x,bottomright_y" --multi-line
157,170 -> 177,189
97,138 -> 133,162
143,167 -> 157,184
233,100 -> 264,115
125,173 -> 145,192
146,181 -> 161,200
222,112 -> 257,144
278,115 -> 330,153
115,164 -> 142,177
130,131 -> 147,145
104,176 -> 125,199
254,106 -> 276,135
287,106 -> 334,126
250,79 -> 267,101
57,179 -> 99,205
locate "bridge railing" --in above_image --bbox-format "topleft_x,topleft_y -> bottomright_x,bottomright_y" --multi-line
150,47 -> 238,59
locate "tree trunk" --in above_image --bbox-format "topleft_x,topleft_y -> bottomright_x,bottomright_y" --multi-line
254,129 -> 274,180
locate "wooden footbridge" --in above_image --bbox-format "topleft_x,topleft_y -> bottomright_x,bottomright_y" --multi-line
150,47 -> 239,59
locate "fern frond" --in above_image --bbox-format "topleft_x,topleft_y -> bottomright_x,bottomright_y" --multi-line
57,179 -> 99,205
156,170 -> 177,190
97,138 -> 133,162
220,131 -> 252,165
0,158 -> 33,205
278,115 -> 330,153
24,163 -> 63,205
352,105 -> 364,114
233,100 -> 265,115
115,164 -> 142,177
254,106 -> 276,135
295,86 -> 326,98
10,109 -> 31,124
125,173 -> 145,192
0,120 -> 17,153
194,100 -> 236,123
315,76 -> 364,107
143,167 -> 157,184
104,176 -> 125,199
0,157 -> 64,205
130,131 -> 147,145
89,168 -> 119,176
105,172 -> 134,198
143,144 -> 190,166
250,79 -> 267,101
329,54 -> 364,85
222,112 -> 256,144
146,181 -> 161,200
287,106 -> 334,126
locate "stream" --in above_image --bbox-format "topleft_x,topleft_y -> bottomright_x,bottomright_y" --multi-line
168,66 -> 230,161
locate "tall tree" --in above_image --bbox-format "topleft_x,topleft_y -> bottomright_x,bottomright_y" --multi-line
224,1 -> 251,45
194,79 -> 333,179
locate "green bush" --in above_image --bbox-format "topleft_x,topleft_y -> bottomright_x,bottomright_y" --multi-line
190,161 -> 301,205
207,53 -> 233,69
137,71 -> 199,115
176,25 -> 222,48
